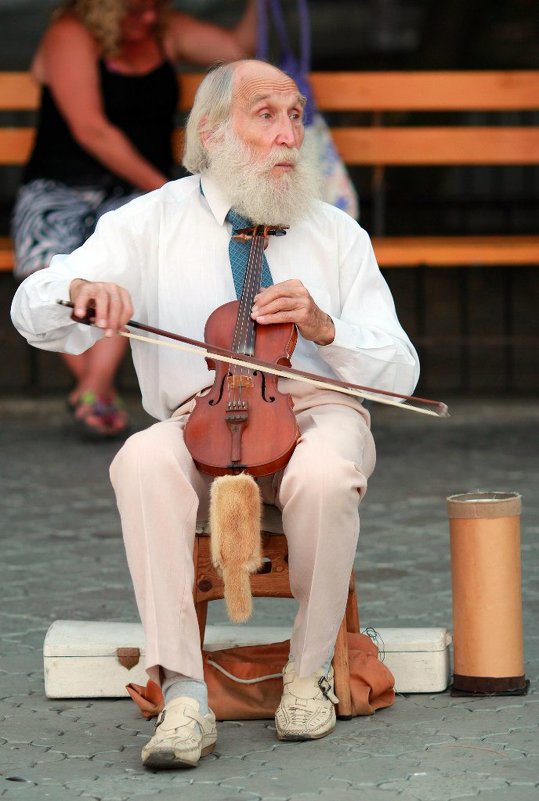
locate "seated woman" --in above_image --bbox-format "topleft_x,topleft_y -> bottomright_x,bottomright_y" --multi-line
12,0 -> 256,439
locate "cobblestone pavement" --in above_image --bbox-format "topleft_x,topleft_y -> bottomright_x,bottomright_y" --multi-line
1,395 -> 538,800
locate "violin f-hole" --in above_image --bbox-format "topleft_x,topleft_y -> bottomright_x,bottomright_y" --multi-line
257,371 -> 276,403
208,373 -> 230,406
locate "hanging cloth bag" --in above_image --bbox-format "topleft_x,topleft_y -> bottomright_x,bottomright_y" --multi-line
256,0 -> 359,219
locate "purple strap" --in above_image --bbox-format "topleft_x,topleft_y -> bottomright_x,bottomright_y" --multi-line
256,0 -> 314,124
256,0 -> 269,60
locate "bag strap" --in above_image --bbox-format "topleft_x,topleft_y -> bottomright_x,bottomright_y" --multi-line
269,0 -> 311,76
206,657 -> 283,685
256,0 -> 269,60
256,0 -> 315,123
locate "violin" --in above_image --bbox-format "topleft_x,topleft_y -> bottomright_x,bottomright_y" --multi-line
183,224 -> 299,478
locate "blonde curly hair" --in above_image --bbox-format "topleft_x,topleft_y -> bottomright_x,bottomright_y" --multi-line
55,0 -> 171,57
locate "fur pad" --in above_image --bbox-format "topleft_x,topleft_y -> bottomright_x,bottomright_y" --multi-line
209,474 -> 263,623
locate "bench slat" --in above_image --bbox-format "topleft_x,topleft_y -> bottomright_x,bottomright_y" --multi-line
372,235 -> 539,267
309,71 -> 539,111
0,237 -> 14,270
0,128 -> 34,163
333,128 -> 539,165
0,73 -> 39,110
3,236 -> 539,272
3,71 -> 539,113
5,126 -> 539,168
178,71 -> 539,113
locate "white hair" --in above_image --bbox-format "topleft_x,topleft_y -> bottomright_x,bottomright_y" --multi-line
182,63 -> 236,175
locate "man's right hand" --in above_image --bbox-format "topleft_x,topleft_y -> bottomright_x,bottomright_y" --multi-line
69,278 -> 134,336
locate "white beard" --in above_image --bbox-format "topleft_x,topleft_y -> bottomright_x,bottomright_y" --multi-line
205,127 -> 321,226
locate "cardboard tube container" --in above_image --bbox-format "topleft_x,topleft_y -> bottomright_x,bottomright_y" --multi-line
447,491 -> 528,696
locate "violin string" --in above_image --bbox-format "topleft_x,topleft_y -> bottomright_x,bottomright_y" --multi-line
117,330 -> 445,417
230,227 -> 250,407
230,232 -> 248,407
232,233 -> 248,408
235,230 -> 263,407
243,233 -> 261,402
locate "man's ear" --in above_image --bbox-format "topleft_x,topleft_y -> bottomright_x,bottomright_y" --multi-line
200,116 -> 226,153
200,115 -> 219,152
199,115 -> 211,149
200,129 -> 213,150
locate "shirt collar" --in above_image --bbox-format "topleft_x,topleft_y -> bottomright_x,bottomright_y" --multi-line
200,174 -> 233,227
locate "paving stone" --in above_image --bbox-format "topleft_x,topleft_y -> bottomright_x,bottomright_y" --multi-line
378,771 -> 508,799
475,788 -> 539,801
1,396 -> 538,800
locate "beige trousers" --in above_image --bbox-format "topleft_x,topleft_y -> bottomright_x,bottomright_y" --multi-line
110,380 -> 376,682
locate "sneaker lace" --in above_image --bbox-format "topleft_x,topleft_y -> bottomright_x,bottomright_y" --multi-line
287,703 -> 312,725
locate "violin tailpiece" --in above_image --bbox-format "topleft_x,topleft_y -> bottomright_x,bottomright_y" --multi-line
209,474 -> 262,623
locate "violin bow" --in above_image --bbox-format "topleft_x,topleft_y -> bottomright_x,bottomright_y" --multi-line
57,299 -> 449,418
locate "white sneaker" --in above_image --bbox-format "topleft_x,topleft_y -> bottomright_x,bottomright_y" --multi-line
141,696 -> 217,769
275,661 -> 339,741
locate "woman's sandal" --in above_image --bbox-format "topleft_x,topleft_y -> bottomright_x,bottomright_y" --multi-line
70,390 -> 130,440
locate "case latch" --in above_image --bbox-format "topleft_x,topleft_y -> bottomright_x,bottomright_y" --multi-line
116,646 -> 140,669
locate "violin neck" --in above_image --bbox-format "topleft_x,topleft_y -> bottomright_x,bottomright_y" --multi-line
232,228 -> 266,356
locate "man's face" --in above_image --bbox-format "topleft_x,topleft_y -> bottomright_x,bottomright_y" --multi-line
230,66 -> 305,179
203,63 -> 318,225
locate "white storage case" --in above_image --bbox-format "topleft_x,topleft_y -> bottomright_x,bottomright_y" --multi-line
43,620 -> 451,698
375,627 -> 452,693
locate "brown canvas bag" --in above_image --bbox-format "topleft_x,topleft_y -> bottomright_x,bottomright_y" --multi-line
127,632 -> 395,721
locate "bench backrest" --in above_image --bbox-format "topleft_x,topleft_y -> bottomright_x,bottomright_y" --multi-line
2,70 -> 539,167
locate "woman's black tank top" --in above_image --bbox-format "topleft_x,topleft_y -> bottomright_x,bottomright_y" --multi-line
23,59 -> 179,189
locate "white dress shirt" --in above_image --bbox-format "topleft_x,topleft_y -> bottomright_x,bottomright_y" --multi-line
11,174 -> 419,421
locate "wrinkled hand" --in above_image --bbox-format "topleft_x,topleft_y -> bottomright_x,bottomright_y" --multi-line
69,278 -> 133,337
251,279 -> 335,345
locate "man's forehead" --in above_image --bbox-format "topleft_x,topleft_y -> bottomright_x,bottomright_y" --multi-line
234,74 -> 302,108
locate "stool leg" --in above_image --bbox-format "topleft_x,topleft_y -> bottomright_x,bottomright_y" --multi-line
346,569 -> 360,634
334,570 -> 359,719
193,535 -> 208,646
333,616 -> 352,719
196,601 -> 208,645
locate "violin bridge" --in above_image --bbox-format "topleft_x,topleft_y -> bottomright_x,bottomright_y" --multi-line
227,375 -> 254,390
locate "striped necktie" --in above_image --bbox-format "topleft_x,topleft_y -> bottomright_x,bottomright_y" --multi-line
226,209 -> 273,299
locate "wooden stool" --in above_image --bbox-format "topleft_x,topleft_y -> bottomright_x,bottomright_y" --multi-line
193,504 -> 360,719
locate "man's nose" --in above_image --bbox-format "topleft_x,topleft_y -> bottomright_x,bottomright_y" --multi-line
275,117 -> 297,147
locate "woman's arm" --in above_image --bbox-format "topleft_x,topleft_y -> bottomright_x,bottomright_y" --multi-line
32,16 -> 168,191
165,0 -> 257,65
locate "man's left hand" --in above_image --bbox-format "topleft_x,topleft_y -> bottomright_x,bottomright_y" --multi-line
251,279 -> 335,345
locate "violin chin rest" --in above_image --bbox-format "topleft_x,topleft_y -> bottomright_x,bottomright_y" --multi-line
209,474 -> 263,623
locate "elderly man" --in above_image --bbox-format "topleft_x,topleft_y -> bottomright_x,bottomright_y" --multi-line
11,59 -> 419,768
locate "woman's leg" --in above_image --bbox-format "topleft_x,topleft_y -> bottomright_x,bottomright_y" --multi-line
62,190 -> 144,431
64,335 -> 130,435
13,180 -> 135,435
64,335 -> 128,398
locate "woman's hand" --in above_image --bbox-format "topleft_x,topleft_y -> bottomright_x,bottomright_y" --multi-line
165,0 -> 257,64
70,278 -> 134,337
251,279 -> 336,345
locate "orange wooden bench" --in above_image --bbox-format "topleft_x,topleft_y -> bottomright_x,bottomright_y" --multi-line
1,70 -> 539,272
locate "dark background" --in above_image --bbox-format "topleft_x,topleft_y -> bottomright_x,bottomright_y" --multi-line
1,1 -> 538,396
2,1 -> 538,71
